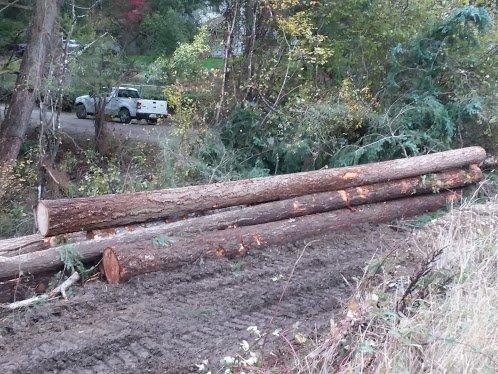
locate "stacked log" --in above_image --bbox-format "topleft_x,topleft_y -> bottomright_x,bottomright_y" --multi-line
103,192 -> 461,283
0,166 -> 481,281
36,146 -> 485,236
0,232 -> 86,258
0,147 -> 487,284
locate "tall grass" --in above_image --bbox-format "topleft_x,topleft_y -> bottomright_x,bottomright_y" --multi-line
301,197 -> 498,373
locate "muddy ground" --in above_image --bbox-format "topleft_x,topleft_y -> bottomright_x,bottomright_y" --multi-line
0,224 -> 407,373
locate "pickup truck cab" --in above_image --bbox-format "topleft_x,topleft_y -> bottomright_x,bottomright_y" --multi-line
74,87 -> 168,124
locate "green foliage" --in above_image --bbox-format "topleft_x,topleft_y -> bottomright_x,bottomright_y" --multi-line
58,244 -> 97,280
0,18 -> 26,45
215,5 -> 495,172
219,80 -> 375,173
221,106 -> 264,151
67,31 -> 128,97
167,26 -> 211,79
76,163 -> 123,197
0,151 -> 38,237
149,27 -> 211,83
139,9 -> 197,56
332,5 -> 496,165
231,260 -> 244,277
202,57 -> 223,69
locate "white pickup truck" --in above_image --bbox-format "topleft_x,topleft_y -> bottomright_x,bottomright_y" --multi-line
74,87 -> 168,124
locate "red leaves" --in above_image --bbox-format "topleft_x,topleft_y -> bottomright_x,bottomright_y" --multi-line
114,0 -> 150,24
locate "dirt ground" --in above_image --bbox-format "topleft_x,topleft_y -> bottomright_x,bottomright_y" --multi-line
0,224 -> 407,373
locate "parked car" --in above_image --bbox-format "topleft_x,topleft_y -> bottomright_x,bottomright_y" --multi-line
74,87 -> 168,124
62,38 -> 84,51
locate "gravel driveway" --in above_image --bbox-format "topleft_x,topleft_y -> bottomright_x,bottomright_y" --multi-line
1,106 -> 171,146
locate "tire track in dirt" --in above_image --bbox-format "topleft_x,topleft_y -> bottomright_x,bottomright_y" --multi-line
0,225 -> 405,373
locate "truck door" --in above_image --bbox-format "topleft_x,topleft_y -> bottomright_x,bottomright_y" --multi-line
105,89 -> 119,115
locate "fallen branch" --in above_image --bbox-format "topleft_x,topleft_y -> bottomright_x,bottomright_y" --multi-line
1,272 -> 80,311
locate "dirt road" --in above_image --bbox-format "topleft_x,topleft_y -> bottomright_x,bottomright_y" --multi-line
0,225 -> 405,373
0,106 -> 171,145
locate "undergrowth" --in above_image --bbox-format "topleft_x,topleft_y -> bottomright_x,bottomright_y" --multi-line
297,196 -> 498,373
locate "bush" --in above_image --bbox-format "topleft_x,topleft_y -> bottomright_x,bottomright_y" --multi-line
219,80 -> 375,174
0,151 -> 38,237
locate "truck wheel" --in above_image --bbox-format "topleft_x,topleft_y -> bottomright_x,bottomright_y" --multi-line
76,104 -> 87,119
118,108 -> 132,124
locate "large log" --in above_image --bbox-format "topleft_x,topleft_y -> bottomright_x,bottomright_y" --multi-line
0,232 -> 86,257
103,192 -> 461,283
36,147 -> 486,236
0,221 -> 165,258
0,168 -> 479,280
1,165 -> 482,259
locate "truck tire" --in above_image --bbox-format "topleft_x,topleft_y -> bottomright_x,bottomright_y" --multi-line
76,104 -> 87,119
118,107 -> 132,124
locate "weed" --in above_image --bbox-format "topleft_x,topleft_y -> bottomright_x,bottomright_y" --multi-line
300,197 -> 498,373
57,244 -> 97,280
152,235 -> 176,247
231,260 -> 244,277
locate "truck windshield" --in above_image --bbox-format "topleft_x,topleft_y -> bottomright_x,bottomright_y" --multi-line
117,89 -> 139,98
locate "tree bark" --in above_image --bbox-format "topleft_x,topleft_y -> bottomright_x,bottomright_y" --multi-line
1,181 -> 466,282
36,147 -> 486,236
2,166 -> 481,262
0,232 -> 86,258
214,0 -> 239,123
0,220 -> 168,258
102,192 -> 461,284
0,0 -> 60,165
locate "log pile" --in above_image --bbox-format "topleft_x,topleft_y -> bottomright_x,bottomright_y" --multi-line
0,147 -> 487,285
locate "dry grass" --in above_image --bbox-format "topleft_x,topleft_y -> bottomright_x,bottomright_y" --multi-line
298,196 -> 498,373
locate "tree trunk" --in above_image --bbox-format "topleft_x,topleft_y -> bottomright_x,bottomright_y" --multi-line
243,0 -> 258,101
0,234 -> 49,257
102,192 -> 460,283
36,147 -> 486,236
0,0 -> 60,165
94,94 -> 111,155
2,166 -> 480,263
0,220 -> 168,258
0,232 -> 86,257
214,0 -> 239,123
0,177 -> 466,280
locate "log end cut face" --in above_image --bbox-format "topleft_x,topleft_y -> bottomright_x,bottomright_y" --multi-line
36,202 -> 50,237
103,247 -> 122,284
